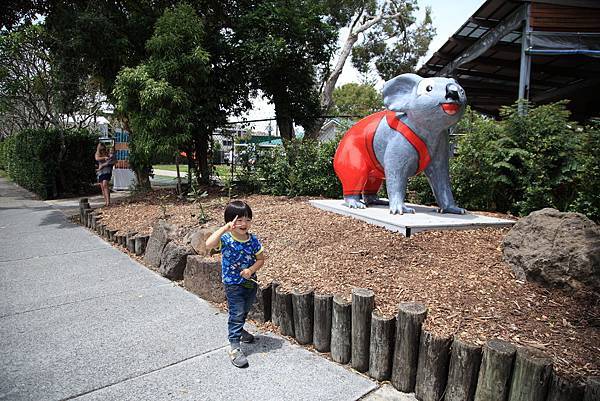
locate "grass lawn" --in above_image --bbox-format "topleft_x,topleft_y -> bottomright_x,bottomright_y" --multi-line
154,164 -> 233,180
154,164 -> 188,172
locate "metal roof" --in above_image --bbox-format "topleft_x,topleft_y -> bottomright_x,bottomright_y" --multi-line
417,0 -> 600,120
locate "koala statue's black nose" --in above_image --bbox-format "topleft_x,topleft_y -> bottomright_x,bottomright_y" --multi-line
446,83 -> 460,101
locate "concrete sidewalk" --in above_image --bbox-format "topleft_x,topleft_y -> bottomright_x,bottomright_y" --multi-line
0,177 -> 416,401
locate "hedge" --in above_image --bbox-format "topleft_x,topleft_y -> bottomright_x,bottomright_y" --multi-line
0,128 -> 97,199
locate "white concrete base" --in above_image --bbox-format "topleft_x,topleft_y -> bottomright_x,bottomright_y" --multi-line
309,199 -> 515,237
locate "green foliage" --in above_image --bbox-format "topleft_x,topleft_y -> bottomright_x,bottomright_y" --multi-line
0,128 -> 96,199
450,108 -> 527,212
332,83 -> 383,117
569,120 -> 600,221
501,101 -> 581,215
254,138 -> 342,198
236,0 -> 337,137
351,2 -> 435,80
407,174 -> 435,205
449,102 -> 598,221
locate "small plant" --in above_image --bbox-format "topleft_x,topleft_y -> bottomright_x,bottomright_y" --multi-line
187,185 -> 209,224
157,194 -> 170,219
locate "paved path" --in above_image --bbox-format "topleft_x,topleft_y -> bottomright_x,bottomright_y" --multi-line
0,177 -> 418,401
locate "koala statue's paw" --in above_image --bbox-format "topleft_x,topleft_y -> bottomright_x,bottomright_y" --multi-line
403,205 -> 416,214
438,206 -> 466,214
389,203 -> 414,215
345,199 -> 366,209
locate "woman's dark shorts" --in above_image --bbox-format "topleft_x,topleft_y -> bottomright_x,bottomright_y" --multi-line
97,173 -> 112,183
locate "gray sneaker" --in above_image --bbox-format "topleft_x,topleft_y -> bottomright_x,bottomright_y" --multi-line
228,347 -> 248,368
240,329 -> 255,344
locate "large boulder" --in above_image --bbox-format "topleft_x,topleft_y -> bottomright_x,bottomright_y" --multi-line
502,208 -> 600,292
144,220 -> 174,268
189,226 -> 219,256
159,242 -> 195,280
184,255 -> 225,303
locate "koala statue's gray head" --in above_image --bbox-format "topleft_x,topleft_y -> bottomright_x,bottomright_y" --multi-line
383,73 -> 467,130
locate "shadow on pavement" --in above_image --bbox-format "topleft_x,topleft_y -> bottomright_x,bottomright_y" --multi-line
243,334 -> 284,357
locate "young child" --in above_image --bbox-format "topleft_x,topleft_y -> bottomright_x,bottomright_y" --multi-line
205,200 -> 265,368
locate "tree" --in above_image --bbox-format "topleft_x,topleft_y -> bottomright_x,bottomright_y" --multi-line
113,3 -> 211,188
41,1 -> 252,186
235,0 -> 337,141
305,0 -> 435,138
0,24 -> 103,138
332,83 -> 383,118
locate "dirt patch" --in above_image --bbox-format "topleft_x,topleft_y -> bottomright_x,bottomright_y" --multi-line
98,190 -> 599,380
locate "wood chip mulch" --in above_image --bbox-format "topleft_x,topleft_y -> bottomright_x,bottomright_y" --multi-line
97,189 -> 600,381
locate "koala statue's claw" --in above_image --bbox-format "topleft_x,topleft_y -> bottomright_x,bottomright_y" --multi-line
438,206 -> 466,214
389,203 -> 414,215
344,199 -> 366,209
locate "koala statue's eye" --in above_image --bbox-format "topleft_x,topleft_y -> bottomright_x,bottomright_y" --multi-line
426,85 -> 433,92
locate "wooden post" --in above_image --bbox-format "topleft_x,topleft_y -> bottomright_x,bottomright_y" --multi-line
546,372 -> 585,401
292,288 -> 314,345
414,330 -> 452,401
135,235 -> 148,255
584,376 -> 600,401
313,293 -> 333,353
351,288 -> 374,373
275,286 -> 294,337
475,339 -> 517,401
126,235 -> 136,253
248,282 -> 272,323
445,338 -> 483,401
507,347 -> 552,401
368,311 -> 395,381
84,209 -> 92,227
331,295 -> 352,364
391,302 -> 427,392
271,281 -> 280,326
82,207 -> 91,226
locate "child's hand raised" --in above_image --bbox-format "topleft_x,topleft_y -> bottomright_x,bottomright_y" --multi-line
224,216 -> 238,232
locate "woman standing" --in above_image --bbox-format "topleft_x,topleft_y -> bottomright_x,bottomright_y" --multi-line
95,143 -> 115,206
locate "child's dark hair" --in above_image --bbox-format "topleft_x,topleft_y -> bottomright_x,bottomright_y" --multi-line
224,200 -> 252,223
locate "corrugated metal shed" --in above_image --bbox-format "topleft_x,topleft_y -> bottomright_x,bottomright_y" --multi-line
417,0 -> 600,119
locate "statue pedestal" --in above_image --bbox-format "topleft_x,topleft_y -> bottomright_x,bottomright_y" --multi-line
309,199 -> 515,237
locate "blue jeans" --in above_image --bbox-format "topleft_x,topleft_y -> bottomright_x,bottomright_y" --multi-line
225,283 -> 257,346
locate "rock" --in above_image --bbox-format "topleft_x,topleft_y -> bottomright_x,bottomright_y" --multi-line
143,220 -> 174,268
159,242 -> 194,280
502,208 -> 600,292
184,255 -> 225,303
190,226 -> 219,256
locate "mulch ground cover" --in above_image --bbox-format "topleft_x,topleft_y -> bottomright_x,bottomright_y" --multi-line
97,188 -> 600,381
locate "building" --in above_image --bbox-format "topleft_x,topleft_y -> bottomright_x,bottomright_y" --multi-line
417,0 -> 600,120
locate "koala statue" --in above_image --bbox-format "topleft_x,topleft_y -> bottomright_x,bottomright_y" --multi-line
333,73 -> 467,214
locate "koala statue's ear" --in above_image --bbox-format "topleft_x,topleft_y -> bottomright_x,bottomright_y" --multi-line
383,74 -> 422,112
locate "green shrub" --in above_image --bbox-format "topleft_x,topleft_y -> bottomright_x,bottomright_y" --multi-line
448,101 -> 598,221
450,108 -> 527,212
2,128 -> 96,199
569,119 -> 600,221
254,138 -> 342,198
501,101 -> 582,216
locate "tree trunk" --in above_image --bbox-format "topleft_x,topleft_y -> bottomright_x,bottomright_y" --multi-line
194,135 -> 210,185
305,10 -> 392,139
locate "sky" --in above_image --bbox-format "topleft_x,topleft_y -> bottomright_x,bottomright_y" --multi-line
243,0 -> 486,132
